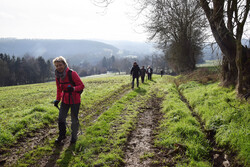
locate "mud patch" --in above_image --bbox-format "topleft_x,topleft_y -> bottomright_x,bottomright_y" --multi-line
0,125 -> 57,166
125,109 -> 154,166
124,93 -> 165,167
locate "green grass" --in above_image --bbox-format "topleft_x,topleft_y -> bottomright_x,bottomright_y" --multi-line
7,75 -> 133,166
155,76 -> 211,166
1,73 -> 249,166
0,75 -> 129,148
81,75 -> 130,109
0,82 -> 58,147
57,77 -> 158,166
179,81 -> 250,166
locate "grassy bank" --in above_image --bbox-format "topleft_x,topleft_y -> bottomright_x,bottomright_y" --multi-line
180,81 -> 250,165
154,76 -> 211,166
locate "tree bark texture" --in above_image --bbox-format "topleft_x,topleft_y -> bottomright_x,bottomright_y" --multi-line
199,0 -> 250,94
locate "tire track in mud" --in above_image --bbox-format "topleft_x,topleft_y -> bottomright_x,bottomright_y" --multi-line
0,84 -> 131,167
176,86 -> 243,167
0,125 -> 57,166
124,91 -> 166,167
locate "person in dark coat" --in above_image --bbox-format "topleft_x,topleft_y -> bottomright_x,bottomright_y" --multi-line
140,66 -> 146,83
147,66 -> 153,80
160,69 -> 164,77
130,62 -> 141,89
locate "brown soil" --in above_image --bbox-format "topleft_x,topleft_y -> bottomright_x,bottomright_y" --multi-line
124,92 -> 169,167
0,84 -> 131,167
0,125 -> 57,166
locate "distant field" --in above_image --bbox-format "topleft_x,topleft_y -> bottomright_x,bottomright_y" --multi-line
197,59 -> 221,67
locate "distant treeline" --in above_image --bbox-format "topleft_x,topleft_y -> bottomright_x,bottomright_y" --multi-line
0,52 -> 167,87
0,53 -> 54,86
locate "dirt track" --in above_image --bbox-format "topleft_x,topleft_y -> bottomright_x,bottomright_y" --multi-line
124,92 -> 167,167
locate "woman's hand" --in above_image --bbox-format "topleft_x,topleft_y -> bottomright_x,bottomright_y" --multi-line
54,100 -> 60,108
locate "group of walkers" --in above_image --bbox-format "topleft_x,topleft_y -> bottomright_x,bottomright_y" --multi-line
130,62 -> 153,89
52,57 -> 155,144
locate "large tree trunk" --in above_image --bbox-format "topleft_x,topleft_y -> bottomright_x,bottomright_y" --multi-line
236,39 -> 243,94
242,46 -> 250,92
235,0 -> 250,95
200,0 -> 237,86
235,22 -> 244,94
207,15 -> 237,86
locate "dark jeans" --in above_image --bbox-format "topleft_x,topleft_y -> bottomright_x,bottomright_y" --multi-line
148,73 -> 152,80
132,76 -> 139,88
141,75 -> 145,83
58,102 -> 80,140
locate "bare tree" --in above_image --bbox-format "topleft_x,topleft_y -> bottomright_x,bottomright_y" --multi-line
91,0 -> 114,7
200,0 -> 250,95
93,0 -> 250,95
139,0 -> 208,73
93,0 -> 207,73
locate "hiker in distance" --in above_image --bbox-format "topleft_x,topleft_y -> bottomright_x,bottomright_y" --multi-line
140,65 -> 146,83
130,62 -> 141,89
160,69 -> 164,77
53,56 -> 84,144
147,66 -> 153,80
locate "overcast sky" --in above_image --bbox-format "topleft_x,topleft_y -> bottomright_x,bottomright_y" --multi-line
0,0 -> 147,42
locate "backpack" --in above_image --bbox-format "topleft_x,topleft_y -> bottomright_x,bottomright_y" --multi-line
57,69 -> 83,94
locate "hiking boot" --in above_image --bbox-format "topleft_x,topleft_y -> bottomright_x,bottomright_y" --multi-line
55,135 -> 66,143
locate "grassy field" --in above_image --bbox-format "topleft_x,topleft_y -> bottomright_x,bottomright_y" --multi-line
0,72 -> 249,166
0,75 -> 130,148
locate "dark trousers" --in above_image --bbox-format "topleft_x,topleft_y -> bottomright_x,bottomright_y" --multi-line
141,75 -> 145,83
58,102 -> 80,140
148,73 -> 152,80
132,76 -> 139,88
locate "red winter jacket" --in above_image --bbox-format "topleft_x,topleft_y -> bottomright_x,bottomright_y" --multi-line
56,68 -> 84,104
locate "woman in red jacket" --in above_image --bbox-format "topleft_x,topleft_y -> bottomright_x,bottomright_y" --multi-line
53,56 -> 84,144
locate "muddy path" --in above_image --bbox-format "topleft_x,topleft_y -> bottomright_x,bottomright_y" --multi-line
0,84 -> 131,167
124,91 -> 167,167
176,86 -> 243,167
0,125 -> 58,167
